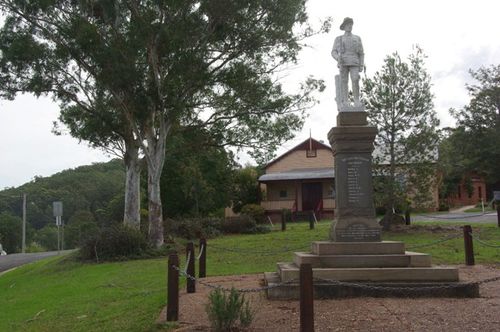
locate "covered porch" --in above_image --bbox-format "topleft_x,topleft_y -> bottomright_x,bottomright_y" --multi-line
259,168 -> 335,222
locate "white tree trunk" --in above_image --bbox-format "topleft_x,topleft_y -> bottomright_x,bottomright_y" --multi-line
144,118 -> 169,248
148,164 -> 164,247
123,144 -> 142,228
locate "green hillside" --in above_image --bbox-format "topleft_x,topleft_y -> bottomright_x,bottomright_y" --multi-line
0,159 -> 125,253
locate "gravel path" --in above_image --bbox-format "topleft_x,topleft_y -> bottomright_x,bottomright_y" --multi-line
159,265 -> 500,331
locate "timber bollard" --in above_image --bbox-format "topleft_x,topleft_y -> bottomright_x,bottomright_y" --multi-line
186,242 -> 196,293
281,210 -> 287,231
405,209 -> 411,225
497,206 -> 500,228
167,253 -> 179,322
309,211 -> 314,230
300,263 -> 314,332
463,225 -> 475,266
199,238 -> 207,278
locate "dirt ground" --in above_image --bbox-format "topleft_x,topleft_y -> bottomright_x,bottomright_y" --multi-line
159,265 -> 500,331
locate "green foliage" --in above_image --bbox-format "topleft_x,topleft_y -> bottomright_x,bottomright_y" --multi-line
363,47 -> 439,212
0,212 -> 22,253
164,217 -> 223,240
221,215 -> 270,235
240,203 -> 266,224
79,225 -> 149,262
34,225 -> 59,251
25,242 -> 46,253
165,215 -> 270,240
65,210 -> 99,249
206,287 -> 254,331
0,160 -> 124,252
231,166 -> 262,213
441,64 -> 500,193
0,0 -> 329,246
161,128 -> 235,218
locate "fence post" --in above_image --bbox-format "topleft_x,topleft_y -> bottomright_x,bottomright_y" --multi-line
281,210 -> 287,231
199,238 -> 207,278
300,263 -> 314,332
186,242 -> 196,293
497,206 -> 500,228
309,211 -> 314,230
405,209 -> 411,225
463,225 -> 475,266
167,253 -> 179,322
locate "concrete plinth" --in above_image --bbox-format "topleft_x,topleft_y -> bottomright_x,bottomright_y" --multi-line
265,272 -> 479,299
264,240 -> 468,299
328,124 -> 380,242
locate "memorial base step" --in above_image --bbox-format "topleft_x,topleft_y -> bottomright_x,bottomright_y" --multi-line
264,272 -> 479,299
311,241 -> 405,255
276,262 -> 459,283
293,251 -> 431,268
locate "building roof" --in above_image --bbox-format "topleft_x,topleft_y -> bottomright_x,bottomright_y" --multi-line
259,167 -> 334,182
265,137 -> 332,169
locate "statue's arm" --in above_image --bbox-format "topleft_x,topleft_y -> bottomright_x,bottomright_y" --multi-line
358,37 -> 365,71
331,37 -> 340,61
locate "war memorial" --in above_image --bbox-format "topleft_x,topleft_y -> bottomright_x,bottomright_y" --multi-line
265,18 -> 477,299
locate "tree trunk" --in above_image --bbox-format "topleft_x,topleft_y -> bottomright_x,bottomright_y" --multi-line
123,143 -> 142,228
144,118 -> 169,248
148,165 -> 164,247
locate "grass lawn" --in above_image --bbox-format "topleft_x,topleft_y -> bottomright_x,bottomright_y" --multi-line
1,221 -> 499,331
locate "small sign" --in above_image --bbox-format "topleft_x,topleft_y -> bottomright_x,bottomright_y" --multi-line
494,191 -> 500,201
53,201 -> 63,217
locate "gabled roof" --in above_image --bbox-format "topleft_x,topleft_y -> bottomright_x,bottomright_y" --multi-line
265,137 -> 332,169
259,167 -> 334,182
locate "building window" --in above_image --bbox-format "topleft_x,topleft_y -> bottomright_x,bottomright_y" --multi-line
478,186 -> 482,199
279,190 -> 288,198
327,184 -> 335,198
306,149 -> 317,158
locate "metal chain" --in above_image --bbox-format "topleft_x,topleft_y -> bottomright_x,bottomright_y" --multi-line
172,265 -> 297,293
196,244 -> 205,260
313,275 -> 500,292
183,251 -> 191,274
171,265 -> 500,294
477,275 -> 500,285
469,233 -> 500,248
406,234 -> 461,250
209,243 -> 310,255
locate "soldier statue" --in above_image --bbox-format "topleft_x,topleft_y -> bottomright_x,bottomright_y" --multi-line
331,17 -> 365,108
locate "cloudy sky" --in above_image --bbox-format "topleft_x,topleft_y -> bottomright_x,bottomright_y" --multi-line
1,0 -> 499,189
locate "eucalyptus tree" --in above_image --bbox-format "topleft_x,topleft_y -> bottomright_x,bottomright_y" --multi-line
363,47 -> 439,213
0,0 -> 327,246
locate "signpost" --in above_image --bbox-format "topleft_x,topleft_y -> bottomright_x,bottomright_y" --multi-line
53,201 -> 63,253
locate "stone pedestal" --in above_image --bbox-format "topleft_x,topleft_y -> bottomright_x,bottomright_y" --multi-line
328,110 -> 380,242
264,108 -> 469,299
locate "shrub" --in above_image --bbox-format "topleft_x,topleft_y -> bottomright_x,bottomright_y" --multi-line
79,224 -> 149,262
240,204 -> 266,224
25,242 -> 46,253
165,217 -> 222,240
206,287 -> 254,331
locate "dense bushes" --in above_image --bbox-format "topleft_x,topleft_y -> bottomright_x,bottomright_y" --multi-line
240,204 -> 266,224
165,215 -> 270,240
79,225 -> 151,262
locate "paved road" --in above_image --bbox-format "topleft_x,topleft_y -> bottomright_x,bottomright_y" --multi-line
412,211 -> 499,223
0,250 -> 74,274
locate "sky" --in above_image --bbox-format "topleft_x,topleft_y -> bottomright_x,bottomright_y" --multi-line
1,0 -> 499,189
